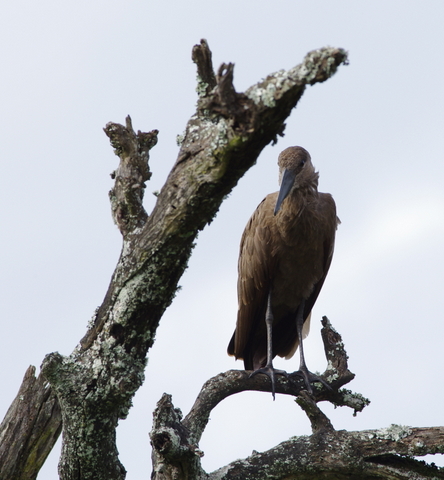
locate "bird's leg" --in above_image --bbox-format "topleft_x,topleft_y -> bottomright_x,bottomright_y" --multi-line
292,301 -> 331,394
249,293 -> 287,400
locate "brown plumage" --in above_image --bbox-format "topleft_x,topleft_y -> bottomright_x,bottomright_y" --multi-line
227,146 -> 338,395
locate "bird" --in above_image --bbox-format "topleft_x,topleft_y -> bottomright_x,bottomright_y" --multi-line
227,146 -> 338,399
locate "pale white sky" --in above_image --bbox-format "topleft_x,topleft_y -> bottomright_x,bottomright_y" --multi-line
1,1 -> 443,478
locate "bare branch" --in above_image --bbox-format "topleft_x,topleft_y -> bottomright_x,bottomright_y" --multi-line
295,390 -> 335,434
151,385 -> 444,480
1,41 -> 349,480
192,39 -> 217,97
150,318 -> 371,479
182,317 -> 368,444
208,426 -> 444,480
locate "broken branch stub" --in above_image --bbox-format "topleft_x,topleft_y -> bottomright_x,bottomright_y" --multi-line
192,38 -> 217,97
104,115 -> 158,236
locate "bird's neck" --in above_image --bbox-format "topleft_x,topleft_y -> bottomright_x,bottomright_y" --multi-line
276,185 -> 319,239
293,174 -> 319,206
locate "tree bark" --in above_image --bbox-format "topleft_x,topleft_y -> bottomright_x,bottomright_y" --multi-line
206,425 -> 444,480
181,317 -> 368,447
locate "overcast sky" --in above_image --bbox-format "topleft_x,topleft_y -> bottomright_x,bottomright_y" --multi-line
1,1 -> 444,478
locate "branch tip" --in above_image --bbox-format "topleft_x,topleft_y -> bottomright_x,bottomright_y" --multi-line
104,117 -> 158,235
125,115 -> 134,133
192,38 -> 217,97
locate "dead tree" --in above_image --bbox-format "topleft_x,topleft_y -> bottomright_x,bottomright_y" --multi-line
1,40 -> 443,480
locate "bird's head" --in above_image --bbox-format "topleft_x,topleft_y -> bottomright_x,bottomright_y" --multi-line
274,146 -> 318,215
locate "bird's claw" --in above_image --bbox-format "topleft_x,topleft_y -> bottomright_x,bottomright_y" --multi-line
290,368 -> 332,394
249,366 -> 288,400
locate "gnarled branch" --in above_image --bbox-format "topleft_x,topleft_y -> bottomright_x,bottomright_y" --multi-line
208,426 -> 444,480
182,317 -> 367,445
150,316 -> 443,480
1,40 -> 348,480
151,318 -> 371,479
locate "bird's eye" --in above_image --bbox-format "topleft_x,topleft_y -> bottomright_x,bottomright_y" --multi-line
299,159 -> 306,168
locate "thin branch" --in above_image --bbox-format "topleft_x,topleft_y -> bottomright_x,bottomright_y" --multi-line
295,390 -> 335,434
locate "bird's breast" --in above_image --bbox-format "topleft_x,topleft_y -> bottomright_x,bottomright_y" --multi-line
271,242 -> 324,309
270,199 -> 334,310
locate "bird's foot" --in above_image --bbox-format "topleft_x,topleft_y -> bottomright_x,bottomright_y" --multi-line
249,366 -> 288,400
290,367 -> 332,394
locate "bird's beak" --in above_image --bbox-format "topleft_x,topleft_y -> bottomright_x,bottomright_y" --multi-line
274,168 -> 296,215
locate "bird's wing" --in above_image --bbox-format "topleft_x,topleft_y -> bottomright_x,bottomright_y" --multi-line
228,194 -> 277,362
303,194 -> 338,320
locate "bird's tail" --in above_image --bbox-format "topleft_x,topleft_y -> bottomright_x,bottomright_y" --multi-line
227,332 -> 235,357
227,331 -> 264,371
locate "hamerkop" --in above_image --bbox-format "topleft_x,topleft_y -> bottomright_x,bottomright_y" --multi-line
227,146 -> 338,398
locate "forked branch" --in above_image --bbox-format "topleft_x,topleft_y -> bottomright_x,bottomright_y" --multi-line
150,318 -> 369,479
2,40 -> 350,480
182,317 -> 367,445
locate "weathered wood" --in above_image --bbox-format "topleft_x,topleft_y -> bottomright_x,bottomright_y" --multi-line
42,352 -> 127,480
39,41 -> 348,480
149,315 -> 444,480
182,317 -> 367,446
105,115 -> 158,237
192,39 -> 217,97
150,317 -> 369,479
151,363 -> 443,480
0,366 -> 61,480
151,396 -> 444,480
150,394 -> 204,480
207,426 -> 444,480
